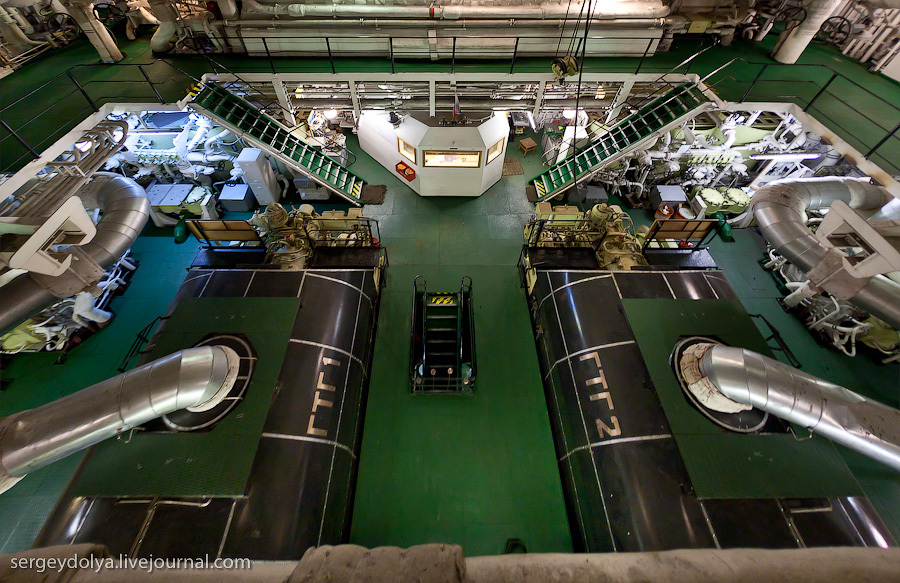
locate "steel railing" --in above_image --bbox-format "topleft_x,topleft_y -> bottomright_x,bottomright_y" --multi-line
2,34 -> 900,176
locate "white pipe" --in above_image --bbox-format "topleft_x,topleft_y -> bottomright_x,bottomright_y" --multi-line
772,0 -> 843,64
201,13 -> 226,52
204,128 -> 233,154
147,0 -> 180,52
7,6 -> 33,35
217,0 -> 238,19
137,6 -> 159,25
861,16 -> 898,62
63,2 -> 123,62
0,6 -> 44,47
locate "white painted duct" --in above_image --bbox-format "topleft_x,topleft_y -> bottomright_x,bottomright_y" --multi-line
147,0 -> 179,52
0,345 -> 240,494
216,0 -> 238,19
689,342 -> 900,471
750,178 -> 900,329
772,0 -> 843,63
63,0 -> 124,62
0,174 -> 150,335
240,0 -> 670,20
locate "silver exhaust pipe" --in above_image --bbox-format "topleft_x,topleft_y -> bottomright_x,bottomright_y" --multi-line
681,341 -> 900,471
0,173 -> 150,335
0,345 -> 240,494
751,177 -> 900,329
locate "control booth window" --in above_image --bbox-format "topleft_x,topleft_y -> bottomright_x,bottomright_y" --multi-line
486,138 -> 504,163
398,137 -> 416,163
423,150 -> 482,168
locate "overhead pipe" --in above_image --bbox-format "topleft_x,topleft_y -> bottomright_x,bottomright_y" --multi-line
686,342 -> 900,471
0,173 -> 150,335
291,97 -> 615,110
750,177 -> 900,329
221,17 -> 674,29
240,0 -> 670,20
0,345 -> 240,494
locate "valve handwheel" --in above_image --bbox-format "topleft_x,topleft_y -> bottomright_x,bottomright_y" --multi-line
45,13 -> 81,44
92,2 -> 127,29
817,16 -> 852,45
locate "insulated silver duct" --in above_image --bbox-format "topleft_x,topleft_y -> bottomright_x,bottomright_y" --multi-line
751,177 -> 900,329
0,173 -> 150,335
221,17 -> 674,28
240,0 -> 671,20
691,342 -> 900,471
0,345 -> 240,494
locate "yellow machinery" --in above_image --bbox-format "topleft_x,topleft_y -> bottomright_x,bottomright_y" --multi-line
523,202 -> 648,271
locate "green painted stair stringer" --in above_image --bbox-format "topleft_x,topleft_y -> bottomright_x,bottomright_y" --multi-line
530,83 -> 715,202
187,83 -> 365,206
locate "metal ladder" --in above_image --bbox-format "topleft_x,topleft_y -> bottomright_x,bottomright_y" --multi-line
530,83 -> 713,202
411,276 -> 476,393
187,83 -> 366,206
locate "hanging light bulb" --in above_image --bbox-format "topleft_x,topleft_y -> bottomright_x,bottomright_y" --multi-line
324,109 -> 339,120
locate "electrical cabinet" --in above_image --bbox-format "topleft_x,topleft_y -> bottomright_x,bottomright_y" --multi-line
236,148 -> 280,205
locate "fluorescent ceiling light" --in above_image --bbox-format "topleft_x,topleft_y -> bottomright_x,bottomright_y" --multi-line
749,152 -> 821,161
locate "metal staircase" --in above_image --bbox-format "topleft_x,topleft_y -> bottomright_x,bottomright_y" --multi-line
187,83 -> 365,206
530,83 -> 714,203
410,276 -> 476,394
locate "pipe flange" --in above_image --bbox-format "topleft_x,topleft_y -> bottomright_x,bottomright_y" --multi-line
671,336 -> 769,434
162,334 -> 256,432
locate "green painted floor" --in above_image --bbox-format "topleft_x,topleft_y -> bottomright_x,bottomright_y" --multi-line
348,134 -> 572,555
1,31 -> 900,555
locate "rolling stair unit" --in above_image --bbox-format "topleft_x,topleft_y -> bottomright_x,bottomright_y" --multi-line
186,83 -> 365,206
410,276 -> 477,394
530,84 -> 715,203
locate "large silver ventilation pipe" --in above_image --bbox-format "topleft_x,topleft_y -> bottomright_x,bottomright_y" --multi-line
221,17 -> 674,29
0,345 -> 240,494
0,173 -> 149,335
751,177 -> 900,329
240,0 -> 670,20
691,342 -> 900,471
